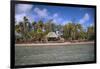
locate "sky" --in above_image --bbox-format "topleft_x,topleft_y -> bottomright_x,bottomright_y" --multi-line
15,4 -> 95,29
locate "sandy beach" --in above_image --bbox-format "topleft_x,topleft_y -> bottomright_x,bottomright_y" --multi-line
15,41 -> 94,46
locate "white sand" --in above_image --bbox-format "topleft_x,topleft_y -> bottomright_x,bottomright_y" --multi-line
15,41 -> 94,46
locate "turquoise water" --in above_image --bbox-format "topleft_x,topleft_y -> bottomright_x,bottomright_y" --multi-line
15,43 -> 95,65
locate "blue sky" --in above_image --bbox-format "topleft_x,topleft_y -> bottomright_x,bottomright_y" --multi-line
15,4 -> 95,28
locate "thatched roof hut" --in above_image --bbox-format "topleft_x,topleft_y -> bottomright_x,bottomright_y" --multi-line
46,32 -> 59,41
46,32 -> 58,38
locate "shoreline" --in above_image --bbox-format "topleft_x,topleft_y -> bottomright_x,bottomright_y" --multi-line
15,41 -> 94,46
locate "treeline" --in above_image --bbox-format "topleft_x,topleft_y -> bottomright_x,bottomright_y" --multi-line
15,16 -> 95,43
63,23 -> 95,41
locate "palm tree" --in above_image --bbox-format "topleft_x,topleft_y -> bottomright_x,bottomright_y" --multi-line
87,25 -> 94,40
32,21 -> 37,32
75,23 -> 83,40
15,21 -> 24,42
38,20 -> 44,29
23,16 -> 30,32
63,23 -> 74,40
63,23 -> 84,40
16,16 -> 32,42
45,19 -> 53,32
33,20 -> 44,42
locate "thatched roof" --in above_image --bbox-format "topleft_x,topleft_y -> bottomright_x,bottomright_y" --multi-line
15,31 -> 22,37
46,32 -> 58,38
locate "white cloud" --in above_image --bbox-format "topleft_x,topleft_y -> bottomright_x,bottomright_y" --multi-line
53,13 -> 58,18
52,17 -> 63,25
58,18 -> 62,22
34,7 -> 48,18
52,19 -> 57,23
46,13 -> 59,21
15,4 -> 34,23
15,4 -> 33,14
90,23 -> 94,26
79,13 -> 89,24
15,13 -> 35,23
52,13 -> 63,24
62,20 -> 72,25
84,13 -> 89,20
15,13 -> 26,23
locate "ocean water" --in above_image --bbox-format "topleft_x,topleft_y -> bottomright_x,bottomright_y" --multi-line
15,43 -> 95,65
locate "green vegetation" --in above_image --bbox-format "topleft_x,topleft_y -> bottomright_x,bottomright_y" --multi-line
15,16 -> 95,43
